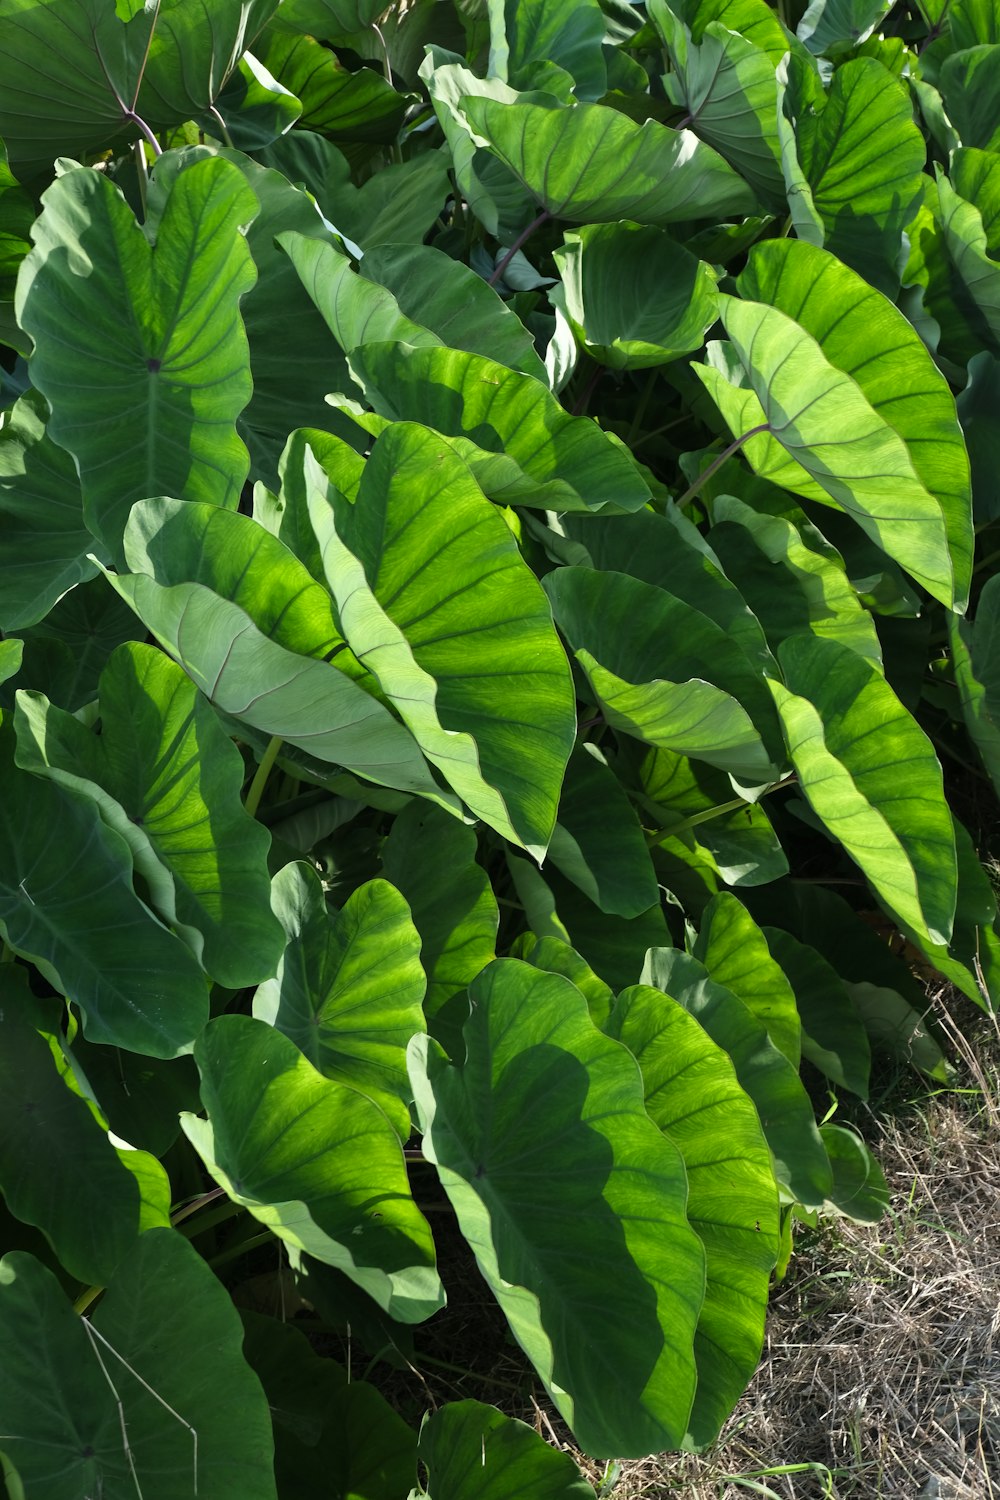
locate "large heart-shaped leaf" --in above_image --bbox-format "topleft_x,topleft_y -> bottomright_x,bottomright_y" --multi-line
770,635 -> 957,948
0,968 -> 141,1286
460,96 -> 756,224
487,0 -> 608,100
382,804 -> 498,1060
694,294 -> 956,607
694,893 -> 801,1066
642,947 -> 832,1207
0,391 -> 96,632
16,157 -> 258,562
303,423 -> 577,856
409,958 -> 706,1458
547,742 -> 660,917
737,238 -> 973,611
108,499 -> 455,808
253,862 -> 426,1140
940,44 -> 1000,152
14,642 -> 284,988
414,1400 -> 596,1500
544,566 -> 781,783
255,28 -> 410,142
553,221 -> 719,369
0,1230 -> 277,1500
346,342 -> 652,515
183,1015 -> 444,1322
762,927 -> 871,1096
904,172 -> 1000,366
0,724 -> 208,1059
606,983 -> 779,1446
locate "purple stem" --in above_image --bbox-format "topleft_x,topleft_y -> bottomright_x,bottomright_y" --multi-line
675,423 -> 771,507
487,209 -> 552,287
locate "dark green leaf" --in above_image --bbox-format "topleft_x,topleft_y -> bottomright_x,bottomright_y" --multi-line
415,1400 -> 595,1499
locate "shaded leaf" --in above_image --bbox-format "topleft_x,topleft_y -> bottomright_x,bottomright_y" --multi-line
819,1124 -> 889,1222
415,1399 -> 595,1500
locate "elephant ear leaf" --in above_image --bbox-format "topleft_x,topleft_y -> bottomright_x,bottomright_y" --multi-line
16,157 -> 258,564
409,958 -> 706,1458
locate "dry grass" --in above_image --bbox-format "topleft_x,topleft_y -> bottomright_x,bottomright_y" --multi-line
607,999 -> 1000,1500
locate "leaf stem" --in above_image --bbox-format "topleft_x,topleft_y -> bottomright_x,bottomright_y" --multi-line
123,110 -> 163,158
487,209 -> 551,287
245,735 -> 283,817
675,423 -> 771,507
74,1284 -> 104,1316
626,369 -> 659,446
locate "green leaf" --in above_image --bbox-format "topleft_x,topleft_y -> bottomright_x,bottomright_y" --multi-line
268,0 -> 386,40
510,933 -> 614,1027
409,959 -> 706,1457
0,141 -> 33,354
650,0 -> 786,206
0,392 -> 96,632
255,29 -> 410,143
253,862 -> 426,1141
544,567 -> 780,783
182,1015 -> 444,1322
553,222 -> 719,369
0,724 -> 208,1060
771,635 -> 957,949
694,893 -> 801,1066
346,342 -> 652,515
15,642 -> 284,989
606,984 -> 779,1447
952,147 -> 1000,255
487,0 -> 608,100
382,804 -> 498,1059
904,173 -> 1000,366
0,1229 -> 277,1500
694,295 -> 956,607
3,576 -> 141,715
796,0 -> 893,56
761,928 -> 871,1097
642,947 -> 833,1207
0,968 -> 140,1285
737,238 -> 973,611
950,573 -> 1000,797
360,242 -> 548,381
940,44 -> 1000,152
708,495 -> 884,666
307,423 -> 577,856
206,51 -> 303,152
415,1400 -> 596,1500
108,499 -> 455,808
16,157 -> 258,563
782,57 -> 925,291
819,1124 -> 889,1222
459,95 -> 756,224
548,742 -> 660,917
0,639 -> 23,686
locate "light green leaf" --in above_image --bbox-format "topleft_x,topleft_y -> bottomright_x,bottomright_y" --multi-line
940,44 -> 1000,152
347,342 -> 651,515
0,723 -> 208,1059
16,158 -> 257,563
360,242 -> 548,381
762,928 -> 871,1097
797,0 -> 893,55
281,232 -> 440,353
694,893 -> 801,1066
382,804 -> 498,1059
952,146 -> 1000,255
0,968 -> 141,1285
0,639 -> 23,686
819,1124 -> 889,1222
737,238 -> 973,611
641,947 -> 833,1207
307,423 -> 576,856
649,0 -> 785,206
904,173 -> 1000,366
253,862 -> 426,1141
694,294 -> 956,607
510,933 -> 614,1028
15,642 -> 283,989
255,28 -> 409,142
460,95 -> 756,225
415,1400 -> 595,1500
183,1015 -> 444,1322
950,573 -> 1000,797
606,984 -> 779,1447
108,498 -> 455,809
0,392 -> 96,632
409,959 -> 706,1457
205,50 -> 302,152
544,567 -> 781,783
709,495 -> 884,666
547,742 -> 659,917
770,636 -> 957,948
553,222 -> 719,369
784,57 -> 925,291
0,1230 -> 278,1500
488,0 -> 608,100
268,0 -> 386,38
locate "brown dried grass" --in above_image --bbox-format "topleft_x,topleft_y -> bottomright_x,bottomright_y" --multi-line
605,998 -> 1000,1500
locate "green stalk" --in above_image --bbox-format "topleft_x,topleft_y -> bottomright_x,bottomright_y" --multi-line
675,423 -> 771,507
244,735 -> 283,818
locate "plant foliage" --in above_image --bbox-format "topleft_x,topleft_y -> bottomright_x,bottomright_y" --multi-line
1,0 -> 999,1493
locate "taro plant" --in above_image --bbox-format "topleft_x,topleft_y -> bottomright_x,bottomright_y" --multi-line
1,0 -> 999,1494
